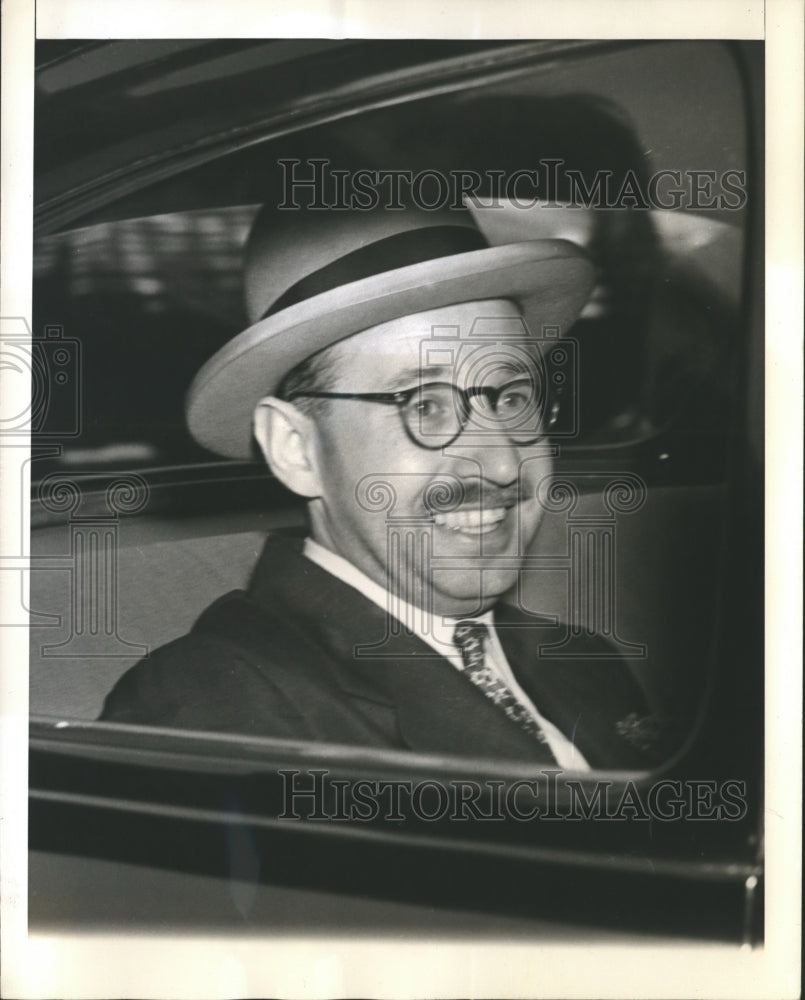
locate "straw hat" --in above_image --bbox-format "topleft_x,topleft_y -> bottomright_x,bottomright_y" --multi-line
187,203 -> 594,458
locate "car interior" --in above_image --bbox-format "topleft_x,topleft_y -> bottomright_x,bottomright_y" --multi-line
31,40 -> 751,760
26,38 -> 764,941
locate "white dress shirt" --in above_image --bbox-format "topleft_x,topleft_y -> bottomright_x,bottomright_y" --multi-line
303,538 -> 590,771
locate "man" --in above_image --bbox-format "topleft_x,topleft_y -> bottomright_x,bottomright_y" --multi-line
101,203 -> 662,770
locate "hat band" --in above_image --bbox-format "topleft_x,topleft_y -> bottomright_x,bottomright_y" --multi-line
261,225 -> 488,320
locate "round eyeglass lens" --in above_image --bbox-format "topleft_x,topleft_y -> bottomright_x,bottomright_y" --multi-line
405,384 -> 463,445
403,379 -> 551,447
493,377 -> 547,443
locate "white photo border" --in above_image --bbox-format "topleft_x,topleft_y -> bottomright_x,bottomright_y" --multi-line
2,1 -> 801,998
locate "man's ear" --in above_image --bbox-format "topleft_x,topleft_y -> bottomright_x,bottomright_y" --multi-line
253,397 -> 321,498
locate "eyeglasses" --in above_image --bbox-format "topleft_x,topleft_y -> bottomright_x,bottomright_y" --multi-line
285,378 -> 560,449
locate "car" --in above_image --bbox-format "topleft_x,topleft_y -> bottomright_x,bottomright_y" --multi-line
24,37 -> 763,944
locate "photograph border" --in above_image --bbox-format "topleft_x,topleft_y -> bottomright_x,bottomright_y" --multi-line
2,2 -> 801,998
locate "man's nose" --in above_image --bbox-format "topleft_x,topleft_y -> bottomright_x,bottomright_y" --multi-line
451,418 -> 523,484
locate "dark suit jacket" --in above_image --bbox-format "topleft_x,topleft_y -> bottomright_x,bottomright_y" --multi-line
101,535 -> 661,768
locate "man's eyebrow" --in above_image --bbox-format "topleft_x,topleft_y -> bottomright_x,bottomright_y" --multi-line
384,365 -> 454,389
383,361 -> 542,391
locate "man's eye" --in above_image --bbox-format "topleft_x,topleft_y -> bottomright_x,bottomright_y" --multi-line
498,388 -> 531,414
414,394 -> 446,418
406,387 -> 454,423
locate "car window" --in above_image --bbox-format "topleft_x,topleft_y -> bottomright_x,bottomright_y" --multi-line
32,40 -> 747,476
29,40 -> 759,787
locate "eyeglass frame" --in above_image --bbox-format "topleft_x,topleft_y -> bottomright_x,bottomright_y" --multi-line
284,379 -> 561,450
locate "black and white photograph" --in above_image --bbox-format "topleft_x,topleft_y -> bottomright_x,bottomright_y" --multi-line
1,1 -> 801,997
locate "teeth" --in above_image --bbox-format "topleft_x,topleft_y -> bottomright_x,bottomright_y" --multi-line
433,507 -> 508,534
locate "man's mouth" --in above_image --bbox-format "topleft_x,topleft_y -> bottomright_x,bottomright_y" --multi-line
432,506 -> 509,535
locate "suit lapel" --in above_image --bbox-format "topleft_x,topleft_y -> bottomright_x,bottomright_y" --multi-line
248,537 -> 656,766
368,640 -> 546,759
495,602 -> 654,769
292,578 -> 544,759
249,537 -> 551,760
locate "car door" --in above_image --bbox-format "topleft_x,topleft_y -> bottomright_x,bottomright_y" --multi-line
27,38 -> 763,942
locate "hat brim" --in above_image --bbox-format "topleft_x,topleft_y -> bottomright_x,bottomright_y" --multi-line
187,239 -> 594,458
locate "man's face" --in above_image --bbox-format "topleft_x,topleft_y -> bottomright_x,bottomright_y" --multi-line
305,298 -> 555,617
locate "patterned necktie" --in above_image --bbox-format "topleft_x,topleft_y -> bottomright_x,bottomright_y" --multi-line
452,620 -> 555,757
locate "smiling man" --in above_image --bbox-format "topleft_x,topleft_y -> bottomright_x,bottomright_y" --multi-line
100,203 -> 660,770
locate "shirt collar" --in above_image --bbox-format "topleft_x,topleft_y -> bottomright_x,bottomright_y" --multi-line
303,537 -> 494,658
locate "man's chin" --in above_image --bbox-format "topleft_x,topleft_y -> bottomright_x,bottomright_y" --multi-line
428,571 -> 520,618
